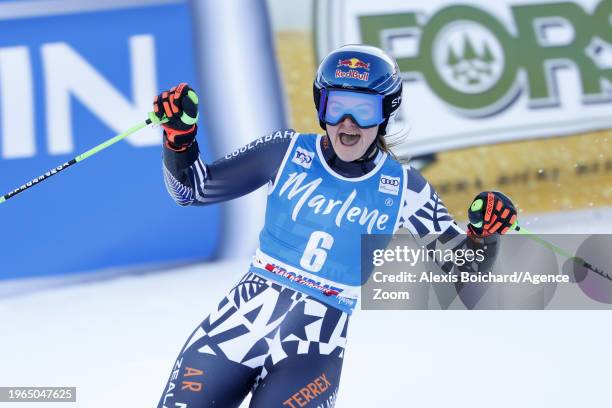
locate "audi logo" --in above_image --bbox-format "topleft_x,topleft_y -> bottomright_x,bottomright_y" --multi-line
381,178 -> 399,186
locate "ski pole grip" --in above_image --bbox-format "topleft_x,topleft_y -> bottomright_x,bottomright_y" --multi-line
148,90 -> 198,126
468,198 -> 484,228
179,90 -> 199,126
147,111 -> 169,125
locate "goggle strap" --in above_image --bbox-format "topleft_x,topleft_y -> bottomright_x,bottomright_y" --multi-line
318,88 -> 328,122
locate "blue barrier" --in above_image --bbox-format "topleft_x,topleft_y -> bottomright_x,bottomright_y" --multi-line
0,1 -> 220,279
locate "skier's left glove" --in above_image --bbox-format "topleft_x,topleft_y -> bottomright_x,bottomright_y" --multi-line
467,191 -> 517,239
153,83 -> 199,151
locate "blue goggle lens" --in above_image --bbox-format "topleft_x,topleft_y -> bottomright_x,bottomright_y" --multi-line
322,90 -> 384,128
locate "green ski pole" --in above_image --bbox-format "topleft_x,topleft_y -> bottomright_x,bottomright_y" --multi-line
510,222 -> 610,281
470,198 -> 610,281
0,113 -> 165,205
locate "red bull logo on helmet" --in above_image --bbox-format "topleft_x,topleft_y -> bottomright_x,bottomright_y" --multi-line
336,57 -> 370,81
337,57 -> 370,70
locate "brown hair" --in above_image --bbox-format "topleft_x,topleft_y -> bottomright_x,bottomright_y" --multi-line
377,135 -> 399,161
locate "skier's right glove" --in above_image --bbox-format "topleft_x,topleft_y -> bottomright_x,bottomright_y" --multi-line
153,83 -> 199,152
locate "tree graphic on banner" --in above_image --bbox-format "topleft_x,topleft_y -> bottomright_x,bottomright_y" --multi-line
445,33 -> 497,87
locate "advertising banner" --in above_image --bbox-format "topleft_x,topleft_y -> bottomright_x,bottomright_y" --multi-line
315,0 -> 612,156
0,0 -> 220,279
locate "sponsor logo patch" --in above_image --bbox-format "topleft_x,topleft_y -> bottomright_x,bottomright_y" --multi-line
335,69 -> 369,81
337,57 -> 370,70
379,174 -> 400,195
335,57 -> 371,81
282,372 -> 333,408
292,147 -> 314,169
264,263 -> 342,297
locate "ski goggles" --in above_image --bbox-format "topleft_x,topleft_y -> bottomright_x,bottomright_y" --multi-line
319,89 -> 384,128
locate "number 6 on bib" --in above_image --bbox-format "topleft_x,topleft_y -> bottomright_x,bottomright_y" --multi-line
300,231 -> 334,272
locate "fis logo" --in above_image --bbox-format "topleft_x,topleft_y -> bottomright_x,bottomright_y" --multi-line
379,174 -> 400,195
292,147 -> 314,169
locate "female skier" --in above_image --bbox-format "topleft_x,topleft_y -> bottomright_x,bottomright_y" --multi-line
156,45 -> 517,408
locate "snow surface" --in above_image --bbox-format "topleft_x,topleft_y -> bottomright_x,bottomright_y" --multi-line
1,209 -> 611,407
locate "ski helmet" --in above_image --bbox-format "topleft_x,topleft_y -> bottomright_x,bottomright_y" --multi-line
313,44 -> 403,136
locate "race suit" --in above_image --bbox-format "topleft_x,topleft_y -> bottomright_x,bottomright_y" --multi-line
158,129 -> 498,408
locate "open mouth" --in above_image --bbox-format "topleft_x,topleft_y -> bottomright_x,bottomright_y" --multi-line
338,132 -> 360,147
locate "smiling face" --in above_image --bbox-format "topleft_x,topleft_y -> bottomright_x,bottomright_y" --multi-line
326,117 -> 379,162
